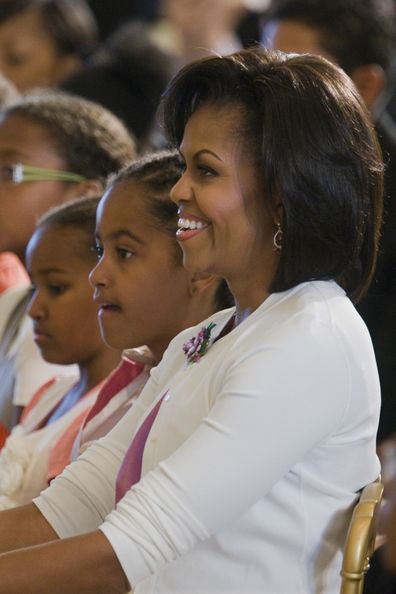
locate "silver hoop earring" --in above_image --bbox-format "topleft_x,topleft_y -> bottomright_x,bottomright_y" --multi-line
273,223 -> 283,252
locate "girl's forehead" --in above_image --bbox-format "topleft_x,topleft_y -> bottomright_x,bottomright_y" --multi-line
29,225 -> 92,256
0,113 -> 61,162
27,229 -> 96,278
98,181 -> 146,219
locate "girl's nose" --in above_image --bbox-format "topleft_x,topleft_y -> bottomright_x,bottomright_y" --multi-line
89,256 -> 109,288
27,289 -> 44,320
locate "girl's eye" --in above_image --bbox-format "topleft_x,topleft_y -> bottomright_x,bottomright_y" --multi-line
6,49 -> 29,66
48,284 -> 66,296
94,243 -> 104,259
0,164 -> 15,183
116,247 -> 134,260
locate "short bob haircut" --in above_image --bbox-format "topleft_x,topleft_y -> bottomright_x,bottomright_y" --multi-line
161,47 -> 384,302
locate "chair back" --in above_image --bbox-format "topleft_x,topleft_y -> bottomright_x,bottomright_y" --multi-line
340,480 -> 384,594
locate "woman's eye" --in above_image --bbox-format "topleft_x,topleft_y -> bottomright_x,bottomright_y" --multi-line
197,164 -> 216,177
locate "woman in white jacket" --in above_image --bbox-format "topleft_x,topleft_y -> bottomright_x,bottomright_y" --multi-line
0,47 -> 384,594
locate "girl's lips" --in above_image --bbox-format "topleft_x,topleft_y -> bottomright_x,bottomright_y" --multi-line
32,325 -> 49,337
98,304 -> 122,316
33,331 -> 50,345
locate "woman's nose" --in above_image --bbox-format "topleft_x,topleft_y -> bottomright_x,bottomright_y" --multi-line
170,171 -> 191,205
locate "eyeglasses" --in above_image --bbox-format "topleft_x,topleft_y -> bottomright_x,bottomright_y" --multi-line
0,163 -> 86,184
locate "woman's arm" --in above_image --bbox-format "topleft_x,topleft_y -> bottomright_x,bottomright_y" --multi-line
0,503 -> 57,553
0,529 -> 130,594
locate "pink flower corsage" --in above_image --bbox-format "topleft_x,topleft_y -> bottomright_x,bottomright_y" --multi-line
183,322 -> 216,364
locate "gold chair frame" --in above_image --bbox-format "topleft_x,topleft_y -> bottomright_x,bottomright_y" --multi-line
340,480 -> 384,594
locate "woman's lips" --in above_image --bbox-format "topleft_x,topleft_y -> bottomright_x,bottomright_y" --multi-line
176,215 -> 210,241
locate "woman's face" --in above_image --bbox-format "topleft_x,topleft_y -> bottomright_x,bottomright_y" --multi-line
0,7 -> 79,91
90,181 -> 194,362
0,113 -> 81,260
26,226 -> 104,366
171,103 -> 278,303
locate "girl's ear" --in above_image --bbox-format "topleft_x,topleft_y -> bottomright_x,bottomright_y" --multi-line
189,272 -> 219,297
56,178 -> 104,205
75,179 -> 104,198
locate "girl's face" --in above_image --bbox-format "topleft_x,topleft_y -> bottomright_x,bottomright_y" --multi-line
26,225 -> 104,366
90,181 -> 194,362
0,7 -> 78,91
0,113 -> 82,261
171,103 -> 278,304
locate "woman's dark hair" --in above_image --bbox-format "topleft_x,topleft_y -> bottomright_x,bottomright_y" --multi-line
35,195 -> 100,261
0,0 -> 98,60
161,47 -> 384,302
4,90 -> 136,183
111,150 -> 233,310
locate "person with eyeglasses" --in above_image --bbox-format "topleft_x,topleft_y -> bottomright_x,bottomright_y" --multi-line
0,90 -> 136,432
0,73 -> 30,303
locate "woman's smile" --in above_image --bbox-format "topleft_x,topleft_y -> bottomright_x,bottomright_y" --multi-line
176,212 -> 210,240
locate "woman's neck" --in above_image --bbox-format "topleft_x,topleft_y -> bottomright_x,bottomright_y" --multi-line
231,284 -> 270,326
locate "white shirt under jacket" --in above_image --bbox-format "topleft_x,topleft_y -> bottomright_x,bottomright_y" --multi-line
34,280 -> 381,594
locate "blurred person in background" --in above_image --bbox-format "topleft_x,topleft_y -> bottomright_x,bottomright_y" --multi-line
0,73 -> 29,295
144,0 -> 266,67
150,0 -> 249,66
0,0 -> 98,92
61,21 -> 176,152
87,0 -> 159,40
